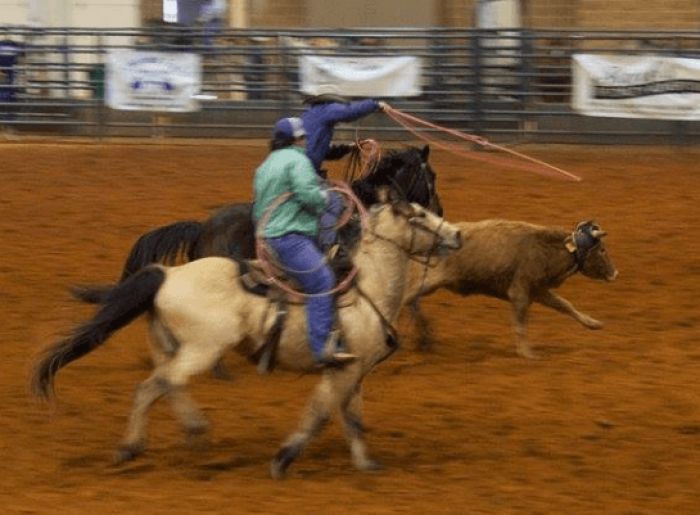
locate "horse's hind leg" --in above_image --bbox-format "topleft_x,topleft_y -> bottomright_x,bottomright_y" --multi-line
270,375 -> 336,479
167,384 -> 210,438
340,383 -> 382,471
116,372 -> 208,464
150,318 -> 212,435
116,346 -> 217,464
116,372 -> 167,464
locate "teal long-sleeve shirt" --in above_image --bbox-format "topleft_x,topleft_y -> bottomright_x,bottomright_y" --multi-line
253,146 -> 329,239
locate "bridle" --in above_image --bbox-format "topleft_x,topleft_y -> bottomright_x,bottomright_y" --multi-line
387,157 -> 440,216
357,201 -> 452,353
366,203 -> 449,264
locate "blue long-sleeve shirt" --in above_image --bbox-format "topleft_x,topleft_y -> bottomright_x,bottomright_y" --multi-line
301,99 -> 380,173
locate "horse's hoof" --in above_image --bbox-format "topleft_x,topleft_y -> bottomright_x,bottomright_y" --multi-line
114,444 -> 143,465
357,459 -> 385,472
270,445 -> 299,479
516,345 -> 539,360
270,460 -> 287,480
185,419 -> 210,436
211,362 -> 233,381
416,338 -> 432,352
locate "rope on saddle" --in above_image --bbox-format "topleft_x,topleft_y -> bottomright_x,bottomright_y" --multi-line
255,180 -> 369,299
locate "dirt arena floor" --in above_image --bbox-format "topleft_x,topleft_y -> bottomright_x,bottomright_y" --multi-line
1,140 -> 699,514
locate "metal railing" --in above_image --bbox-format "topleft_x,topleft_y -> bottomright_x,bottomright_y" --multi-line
2,26 -> 700,143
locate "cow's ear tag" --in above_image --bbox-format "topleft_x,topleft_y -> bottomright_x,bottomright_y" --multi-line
565,237 -> 576,253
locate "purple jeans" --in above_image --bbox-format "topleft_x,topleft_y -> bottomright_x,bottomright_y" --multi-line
267,232 -> 336,361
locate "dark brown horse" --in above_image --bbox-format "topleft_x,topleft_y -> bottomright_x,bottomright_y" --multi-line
113,145 -> 442,283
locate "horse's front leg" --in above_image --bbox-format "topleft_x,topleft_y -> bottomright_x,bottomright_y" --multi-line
340,382 -> 383,472
270,374 -> 335,479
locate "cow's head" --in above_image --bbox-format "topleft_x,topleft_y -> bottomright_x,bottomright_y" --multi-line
566,221 -> 618,282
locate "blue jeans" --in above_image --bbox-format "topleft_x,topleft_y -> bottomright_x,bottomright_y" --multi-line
318,190 -> 344,250
267,233 -> 336,361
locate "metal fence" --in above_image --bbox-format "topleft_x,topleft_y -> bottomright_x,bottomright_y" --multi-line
2,25 -> 700,144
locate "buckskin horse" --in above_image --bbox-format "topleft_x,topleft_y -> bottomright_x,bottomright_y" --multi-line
32,190 -> 461,478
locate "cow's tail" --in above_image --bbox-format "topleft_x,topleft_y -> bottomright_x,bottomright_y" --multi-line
31,266 -> 167,401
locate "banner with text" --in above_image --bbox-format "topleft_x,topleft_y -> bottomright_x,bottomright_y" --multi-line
299,55 -> 421,97
106,49 -> 202,112
573,53 -> 700,120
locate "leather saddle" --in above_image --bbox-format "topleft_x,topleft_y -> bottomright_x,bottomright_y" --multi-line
237,255 -> 358,307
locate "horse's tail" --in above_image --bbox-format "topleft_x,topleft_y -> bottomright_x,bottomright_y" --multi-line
120,221 -> 204,281
31,266 -> 167,401
76,221 -> 203,306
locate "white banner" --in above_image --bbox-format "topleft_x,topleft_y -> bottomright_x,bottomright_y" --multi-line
106,49 -> 202,112
573,53 -> 700,120
299,55 -> 421,97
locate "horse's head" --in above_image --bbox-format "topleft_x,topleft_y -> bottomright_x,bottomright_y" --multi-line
354,145 -> 443,216
371,187 -> 461,256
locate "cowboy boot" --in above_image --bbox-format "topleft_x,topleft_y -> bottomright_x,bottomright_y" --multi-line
320,329 -> 356,368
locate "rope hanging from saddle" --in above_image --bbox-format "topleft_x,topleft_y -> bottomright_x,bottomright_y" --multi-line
255,180 -> 369,300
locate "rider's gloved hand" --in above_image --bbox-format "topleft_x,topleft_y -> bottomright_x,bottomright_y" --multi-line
377,101 -> 390,112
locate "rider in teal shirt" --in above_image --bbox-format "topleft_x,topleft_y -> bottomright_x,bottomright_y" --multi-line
253,117 -> 356,369
253,145 -> 327,239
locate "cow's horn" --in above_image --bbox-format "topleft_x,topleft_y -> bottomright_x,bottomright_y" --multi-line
591,229 -> 607,238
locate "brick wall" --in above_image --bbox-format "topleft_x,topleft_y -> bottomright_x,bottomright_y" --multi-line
526,0 -> 577,28
437,0 -> 477,27
440,0 -> 699,29
139,0 -> 699,30
248,0 -> 307,27
577,0 -> 699,29
141,0 -> 162,24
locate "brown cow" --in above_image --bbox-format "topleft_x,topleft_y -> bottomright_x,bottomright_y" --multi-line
404,220 -> 618,358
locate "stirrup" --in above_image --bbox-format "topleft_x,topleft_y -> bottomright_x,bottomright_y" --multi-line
319,330 -> 357,368
320,352 -> 357,369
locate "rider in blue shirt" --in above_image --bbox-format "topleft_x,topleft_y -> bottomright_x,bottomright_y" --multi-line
301,84 -> 388,250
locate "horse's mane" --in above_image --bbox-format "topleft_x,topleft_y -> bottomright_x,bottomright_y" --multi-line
348,147 -> 428,207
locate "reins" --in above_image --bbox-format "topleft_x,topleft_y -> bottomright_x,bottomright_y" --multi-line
366,211 -> 447,266
355,283 -> 400,349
